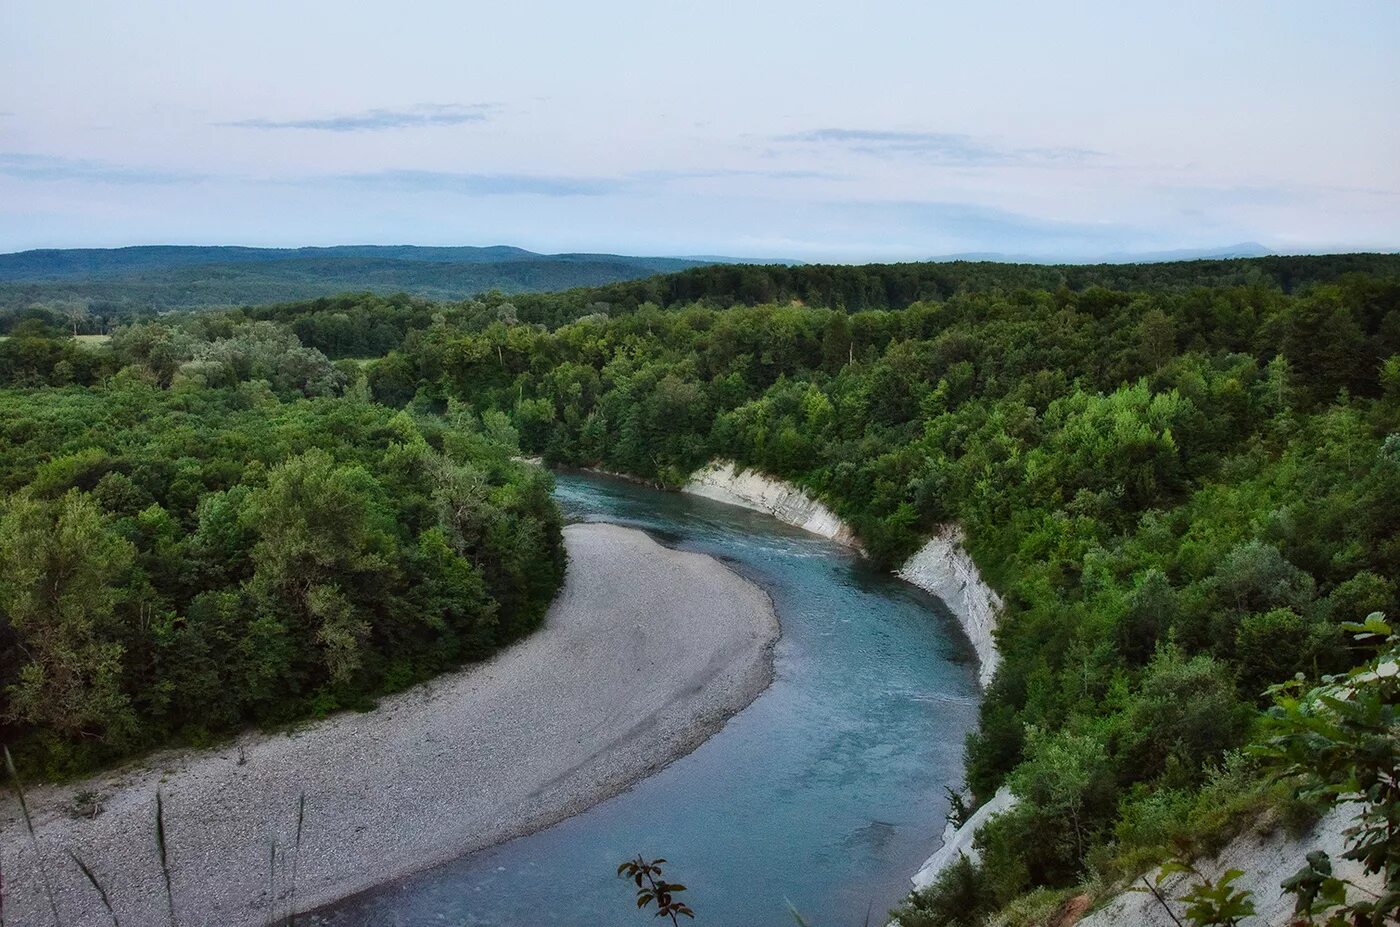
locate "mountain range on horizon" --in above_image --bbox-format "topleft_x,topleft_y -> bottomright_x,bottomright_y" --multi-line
1,242 -> 1393,315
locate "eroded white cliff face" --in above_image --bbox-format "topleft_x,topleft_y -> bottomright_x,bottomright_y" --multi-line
1079,805 -> 1377,927
911,785 -> 1017,890
683,464 -> 1004,694
898,527 -> 1003,689
683,461 -> 862,548
683,463 -> 1003,690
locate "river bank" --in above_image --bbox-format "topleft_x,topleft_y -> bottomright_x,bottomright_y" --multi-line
680,460 -> 1006,897
0,523 -> 779,927
682,460 -> 1001,687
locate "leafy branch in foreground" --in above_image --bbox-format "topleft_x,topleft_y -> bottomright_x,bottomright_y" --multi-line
618,856 -> 694,924
1148,613 -> 1398,927
1152,862 -> 1254,927
4,745 -> 59,926
1254,612 -> 1399,926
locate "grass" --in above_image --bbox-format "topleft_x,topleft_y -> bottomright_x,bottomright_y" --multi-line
0,770 -> 311,927
66,849 -> 119,927
155,790 -> 176,926
4,745 -> 60,926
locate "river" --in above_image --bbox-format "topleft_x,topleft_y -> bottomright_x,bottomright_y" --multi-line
309,471 -> 981,926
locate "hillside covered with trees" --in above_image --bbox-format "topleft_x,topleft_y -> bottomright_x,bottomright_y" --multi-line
0,243 -> 738,319
1,252 -> 1397,922
348,257 -> 1397,923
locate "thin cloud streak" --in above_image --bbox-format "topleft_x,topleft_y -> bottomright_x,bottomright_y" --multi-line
778,128 -> 1103,165
332,169 -> 625,197
0,152 -> 204,185
217,103 -> 494,131
2,155 -> 824,195
637,167 -> 845,182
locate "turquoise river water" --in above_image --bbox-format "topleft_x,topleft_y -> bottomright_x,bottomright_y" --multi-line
309,471 -> 981,926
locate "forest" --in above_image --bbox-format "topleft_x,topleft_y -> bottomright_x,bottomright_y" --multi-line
352,259 -> 1398,923
0,244 -> 719,319
2,252 -> 1398,922
0,321 -> 564,775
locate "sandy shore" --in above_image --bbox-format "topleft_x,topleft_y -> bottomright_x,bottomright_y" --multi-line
0,523 -> 779,926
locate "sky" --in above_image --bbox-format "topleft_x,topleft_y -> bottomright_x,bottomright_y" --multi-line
2,0 -> 1398,261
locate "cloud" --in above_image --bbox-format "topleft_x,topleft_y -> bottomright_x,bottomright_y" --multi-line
217,103 -> 493,132
332,169 -> 624,197
0,152 -> 203,185
777,128 -> 1102,165
637,167 -> 845,182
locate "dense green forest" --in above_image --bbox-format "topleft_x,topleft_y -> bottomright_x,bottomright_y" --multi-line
466,251 -> 1400,327
2,252 -> 1398,922
0,323 -> 564,775
340,259 -> 1395,922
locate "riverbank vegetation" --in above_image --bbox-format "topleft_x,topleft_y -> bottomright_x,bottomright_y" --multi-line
2,252 -> 1397,923
347,255 -> 1398,922
0,329 -> 564,776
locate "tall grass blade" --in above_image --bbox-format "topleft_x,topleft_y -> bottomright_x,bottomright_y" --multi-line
66,848 -> 120,927
286,792 -> 305,926
266,839 -> 277,927
155,789 -> 176,927
4,746 -> 59,926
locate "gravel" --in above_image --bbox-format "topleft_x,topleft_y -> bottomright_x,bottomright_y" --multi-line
0,523 -> 779,926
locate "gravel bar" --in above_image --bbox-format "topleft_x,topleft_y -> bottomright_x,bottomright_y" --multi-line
0,522 -> 780,926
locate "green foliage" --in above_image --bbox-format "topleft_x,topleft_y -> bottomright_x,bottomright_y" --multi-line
0,384 -> 564,775
0,320 -> 114,386
1257,614 -> 1400,926
1170,867 -> 1256,927
432,262 -> 1400,927
899,855 -> 995,927
8,253 -> 1400,923
618,857 -> 694,924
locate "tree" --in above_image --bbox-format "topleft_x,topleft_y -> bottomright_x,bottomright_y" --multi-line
0,491 -> 138,742
246,450 -> 394,686
1005,728 -> 1114,883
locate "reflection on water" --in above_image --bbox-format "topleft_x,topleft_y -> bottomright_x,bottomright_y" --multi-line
311,472 -> 980,927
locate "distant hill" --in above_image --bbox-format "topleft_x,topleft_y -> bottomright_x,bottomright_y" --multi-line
928,242 -> 1275,264
0,245 -> 790,312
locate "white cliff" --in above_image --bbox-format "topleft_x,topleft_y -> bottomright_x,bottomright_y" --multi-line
683,461 -> 862,548
911,785 -> 1017,890
1079,805 -> 1378,927
897,527 -> 1003,689
684,461 -> 1002,691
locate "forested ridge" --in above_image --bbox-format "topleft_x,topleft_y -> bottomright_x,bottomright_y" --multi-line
0,320 -> 564,776
452,251 -> 1400,328
2,252 -> 1398,922
0,244 -> 726,319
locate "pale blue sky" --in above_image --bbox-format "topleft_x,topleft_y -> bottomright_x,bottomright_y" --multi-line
2,0 -> 1397,260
